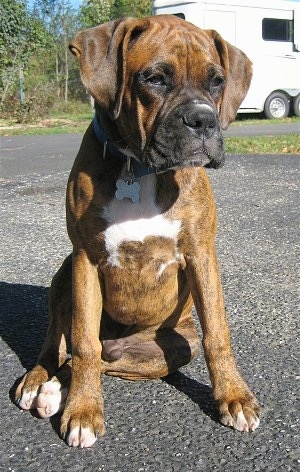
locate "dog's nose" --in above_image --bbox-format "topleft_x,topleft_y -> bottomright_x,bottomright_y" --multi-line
182,103 -> 217,138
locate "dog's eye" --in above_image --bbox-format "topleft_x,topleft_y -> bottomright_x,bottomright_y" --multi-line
145,74 -> 166,86
210,75 -> 226,90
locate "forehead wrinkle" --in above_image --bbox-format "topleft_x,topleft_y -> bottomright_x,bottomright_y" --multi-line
128,23 -> 216,83
166,31 -> 213,86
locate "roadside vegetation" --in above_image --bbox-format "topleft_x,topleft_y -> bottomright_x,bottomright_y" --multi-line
1,1 -> 299,154
0,102 -> 93,135
1,108 -> 299,154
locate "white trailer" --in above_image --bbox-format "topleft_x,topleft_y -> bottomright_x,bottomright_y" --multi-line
152,0 -> 300,118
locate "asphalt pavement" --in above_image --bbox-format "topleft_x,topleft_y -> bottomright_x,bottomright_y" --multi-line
223,121 -> 299,137
0,131 -> 299,471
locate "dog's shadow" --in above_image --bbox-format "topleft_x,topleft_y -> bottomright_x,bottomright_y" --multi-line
162,371 -> 219,423
0,281 -> 48,403
1,280 -> 218,426
0,281 -> 48,370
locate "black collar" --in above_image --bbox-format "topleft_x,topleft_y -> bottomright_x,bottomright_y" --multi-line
92,115 -> 155,178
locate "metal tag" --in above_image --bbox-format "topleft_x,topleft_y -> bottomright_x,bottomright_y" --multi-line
115,179 -> 140,203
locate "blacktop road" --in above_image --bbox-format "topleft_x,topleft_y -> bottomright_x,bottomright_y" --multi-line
223,121 -> 299,137
0,130 -> 299,471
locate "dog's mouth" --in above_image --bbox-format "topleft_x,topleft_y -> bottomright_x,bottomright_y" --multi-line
114,138 -> 226,173
155,156 -> 224,173
141,143 -> 225,173
204,155 -> 225,169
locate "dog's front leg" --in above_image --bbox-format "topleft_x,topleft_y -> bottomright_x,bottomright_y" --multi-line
60,248 -> 105,448
185,244 -> 260,432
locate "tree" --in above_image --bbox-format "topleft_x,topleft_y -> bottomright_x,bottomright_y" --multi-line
0,0 -> 153,118
112,0 -> 152,19
0,0 -> 46,107
80,0 -> 152,28
30,0 -> 79,102
80,0 -> 113,26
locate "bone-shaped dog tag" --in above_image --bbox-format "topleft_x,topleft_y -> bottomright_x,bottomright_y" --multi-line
115,179 -> 140,203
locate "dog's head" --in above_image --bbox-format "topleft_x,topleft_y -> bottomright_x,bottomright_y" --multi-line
70,15 -> 252,171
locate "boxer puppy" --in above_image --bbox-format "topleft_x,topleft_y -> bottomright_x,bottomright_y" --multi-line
15,15 -> 260,448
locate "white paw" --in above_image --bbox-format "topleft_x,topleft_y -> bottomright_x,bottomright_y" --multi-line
67,426 -> 97,448
221,409 -> 260,432
248,414 -> 260,432
17,388 -> 39,410
36,377 -> 68,418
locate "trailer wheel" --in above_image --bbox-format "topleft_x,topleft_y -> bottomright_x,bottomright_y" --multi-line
293,95 -> 300,117
264,92 -> 290,119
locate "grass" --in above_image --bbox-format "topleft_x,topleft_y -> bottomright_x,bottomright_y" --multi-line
225,134 -> 300,154
0,116 -> 92,136
0,111 -> 299,154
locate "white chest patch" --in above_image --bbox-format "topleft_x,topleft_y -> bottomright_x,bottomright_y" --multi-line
101,173 -> 181,267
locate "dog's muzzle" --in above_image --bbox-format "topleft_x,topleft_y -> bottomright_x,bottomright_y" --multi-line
144,101 -> 225,171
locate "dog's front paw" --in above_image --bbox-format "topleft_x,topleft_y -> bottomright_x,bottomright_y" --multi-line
60,398 -> 105,448
35,377 -> 68,418
218,393 -> 260,432
16,364 -> 71,418
15,367 -> 49,410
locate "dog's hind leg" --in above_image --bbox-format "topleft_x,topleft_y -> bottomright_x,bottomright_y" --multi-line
101,318 -> 200,381
15,254 -> 72,410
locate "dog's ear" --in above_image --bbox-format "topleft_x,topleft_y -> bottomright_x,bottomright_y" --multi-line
206,30 -> 252,129
69,18 -> 150,119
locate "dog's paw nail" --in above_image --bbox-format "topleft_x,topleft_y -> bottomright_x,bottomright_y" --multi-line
248,415 -> 260,432
66,426 -> 97,448
220,414 -> 233,428
17,390 -> 38,410
221,407 -> 260,432
235,411 -> 249,431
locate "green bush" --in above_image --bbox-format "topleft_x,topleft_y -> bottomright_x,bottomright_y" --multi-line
1,92 -> 92,123
1,88 -> 56,123
14,95 -> 55,123
49,99 -> 92,117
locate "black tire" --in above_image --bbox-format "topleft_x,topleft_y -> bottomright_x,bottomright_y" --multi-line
293,94 -> 300,117
264,92 -> 290,119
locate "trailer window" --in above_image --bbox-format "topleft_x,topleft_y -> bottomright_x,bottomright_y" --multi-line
262,18 -> 293,42
173,13 -> 185,20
